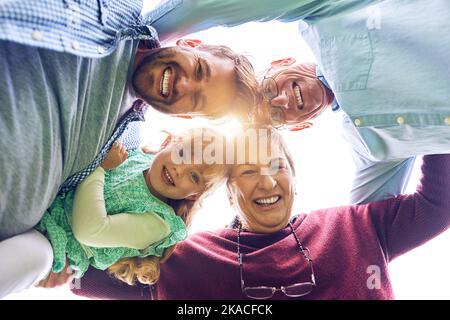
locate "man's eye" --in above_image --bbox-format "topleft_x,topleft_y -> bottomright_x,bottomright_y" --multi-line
190,171 -> 200,184
196,60 -> 203,80
242,170 -> 257,176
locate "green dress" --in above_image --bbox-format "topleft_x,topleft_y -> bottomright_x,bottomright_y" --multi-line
36,149 -> 187,277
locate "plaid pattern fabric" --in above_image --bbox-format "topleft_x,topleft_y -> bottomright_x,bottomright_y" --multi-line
0,0 -> 174,57
58,99 -> 147,195
117,120 -> 142,151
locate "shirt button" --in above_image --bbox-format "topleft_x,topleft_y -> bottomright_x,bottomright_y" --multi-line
445,117 -> 450,125
32,31 -> 43,41
71,41 -> 80,50
354,118 -> 362,126
97,46 -> 105,54
397,116 -> 405,125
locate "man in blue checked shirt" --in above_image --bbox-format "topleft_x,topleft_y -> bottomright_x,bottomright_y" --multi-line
0,0 -> 259,297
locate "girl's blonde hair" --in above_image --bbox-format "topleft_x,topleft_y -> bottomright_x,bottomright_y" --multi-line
107,128 -> 229,285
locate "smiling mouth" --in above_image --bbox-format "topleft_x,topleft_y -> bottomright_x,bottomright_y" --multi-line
160,67 -> 172,98
293,83 -> 304,110
253,195 -> 282,210
161,166 -> 175,187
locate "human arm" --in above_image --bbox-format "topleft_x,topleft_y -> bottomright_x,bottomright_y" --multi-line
338,110 -> 417,204
368,154 -> 450,260
0,0 -> 145,57
349,154 -> 416,204
148,0 -> 383,43
35,259 -> 74,289
100,142 -> 128,170
71,166 -> 170,249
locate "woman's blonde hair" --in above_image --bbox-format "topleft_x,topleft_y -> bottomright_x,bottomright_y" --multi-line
226,125 -> 296,199
107,128 -> 229,285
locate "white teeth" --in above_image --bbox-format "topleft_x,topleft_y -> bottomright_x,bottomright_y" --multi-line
255,196 -> 280,205
160,68 -> 172,97
164,167 -> 175,186
294,84 -> 303,108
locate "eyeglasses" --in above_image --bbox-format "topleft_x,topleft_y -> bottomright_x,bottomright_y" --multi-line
237,221 -> 316,300
261,76 -> 286,129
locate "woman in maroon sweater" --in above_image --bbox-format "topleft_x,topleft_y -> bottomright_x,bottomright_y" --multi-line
72,129 -> 450,300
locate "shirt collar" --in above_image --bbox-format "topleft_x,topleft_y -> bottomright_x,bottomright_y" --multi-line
316,67 -> 340,112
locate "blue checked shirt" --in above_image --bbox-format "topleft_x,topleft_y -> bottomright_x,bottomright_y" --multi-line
58,100 -> 148,195
0,0 -> 179,194
0,0 -> 181,58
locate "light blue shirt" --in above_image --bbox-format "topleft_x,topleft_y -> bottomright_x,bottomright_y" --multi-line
317,67 -> 416,204
153,0 -> 450,204
152,0 -> 383,42
301,0 -> 450,161
300,0 -> 450,202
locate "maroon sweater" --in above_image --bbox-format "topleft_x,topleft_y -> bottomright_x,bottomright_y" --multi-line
72,155 -> 450,300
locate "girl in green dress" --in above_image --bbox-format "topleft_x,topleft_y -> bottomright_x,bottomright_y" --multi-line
37,128 -> 228,285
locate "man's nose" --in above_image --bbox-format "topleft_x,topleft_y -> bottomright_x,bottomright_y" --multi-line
270,91 -> 290,109
176,77 -> 200,96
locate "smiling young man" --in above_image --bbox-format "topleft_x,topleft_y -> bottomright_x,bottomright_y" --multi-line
132,40 -> 258,118
128,39 -> 259,130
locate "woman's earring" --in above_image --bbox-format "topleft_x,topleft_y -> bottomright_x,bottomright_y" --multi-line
229,197 -> 234,206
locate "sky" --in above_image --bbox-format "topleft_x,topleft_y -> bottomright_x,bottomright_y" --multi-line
5,2 -> 450,300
